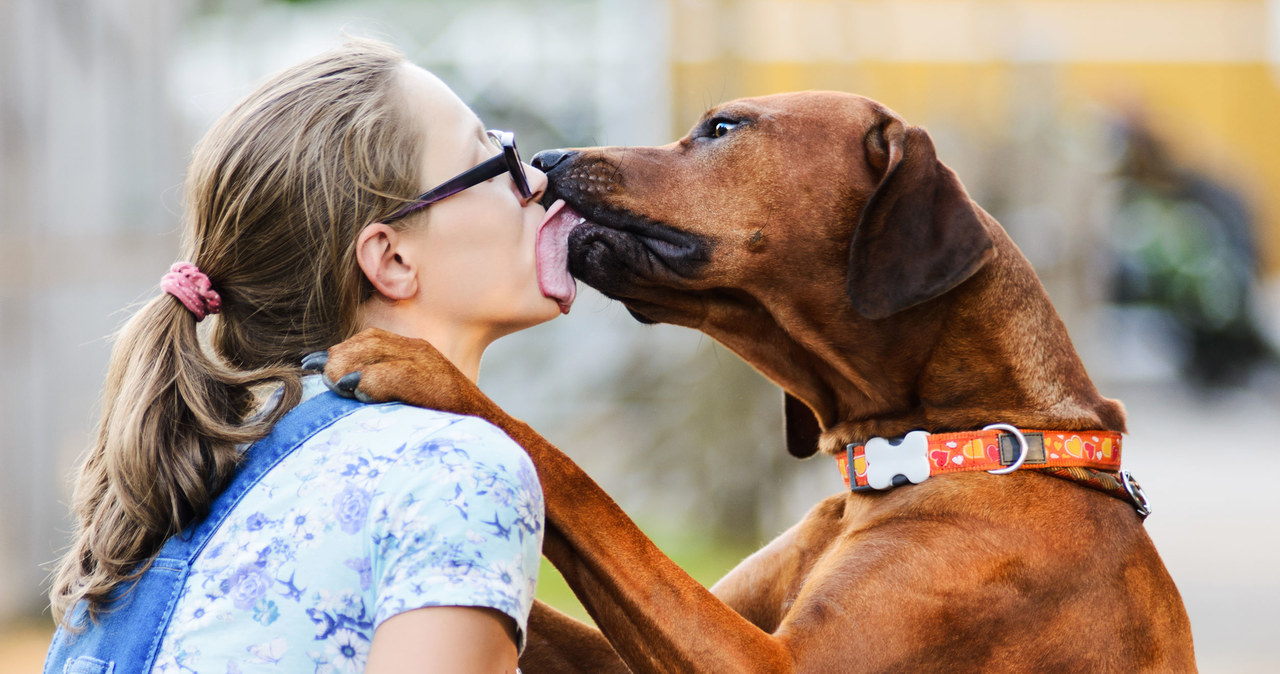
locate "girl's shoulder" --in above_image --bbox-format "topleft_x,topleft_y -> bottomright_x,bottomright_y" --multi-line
331,399 -> 531,473
288,375 -> 527,469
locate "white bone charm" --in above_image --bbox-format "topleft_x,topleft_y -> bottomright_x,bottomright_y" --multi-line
863,431 -> 932,489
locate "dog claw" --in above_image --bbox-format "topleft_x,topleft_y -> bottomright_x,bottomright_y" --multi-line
338,371 -> 362,394
337,372 -> 361,394
323,371 -> 362,398
301,351 -> 329,372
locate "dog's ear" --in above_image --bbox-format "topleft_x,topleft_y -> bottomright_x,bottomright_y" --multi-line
846,120 -> 996,319
783,392 -> 822,458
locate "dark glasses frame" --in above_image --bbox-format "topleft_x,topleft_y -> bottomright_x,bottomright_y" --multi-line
382,129 -> 531,223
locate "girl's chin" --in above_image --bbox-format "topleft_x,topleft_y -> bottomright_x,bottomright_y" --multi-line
532,296 -> 566,324
492,297 -> 564,335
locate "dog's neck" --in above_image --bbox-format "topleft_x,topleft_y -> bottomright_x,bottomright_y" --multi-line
700,223 -> 1125,455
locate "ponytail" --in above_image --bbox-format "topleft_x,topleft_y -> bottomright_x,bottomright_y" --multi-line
49,37 -> 419,624
49,293 -> 301,623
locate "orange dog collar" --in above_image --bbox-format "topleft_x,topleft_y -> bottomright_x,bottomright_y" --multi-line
835,426 -> 1149,518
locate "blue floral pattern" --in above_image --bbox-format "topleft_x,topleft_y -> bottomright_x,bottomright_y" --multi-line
152,377 -> 544,673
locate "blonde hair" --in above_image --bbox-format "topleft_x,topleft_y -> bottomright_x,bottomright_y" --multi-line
51,37 -> 426,623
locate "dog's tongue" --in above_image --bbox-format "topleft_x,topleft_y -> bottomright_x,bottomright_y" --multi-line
537,199 -> 581,314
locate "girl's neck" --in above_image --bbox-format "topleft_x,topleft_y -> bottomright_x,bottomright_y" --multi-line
356,302 -> 486,382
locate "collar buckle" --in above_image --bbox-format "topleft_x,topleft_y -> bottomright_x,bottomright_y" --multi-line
847,430 -> 932,490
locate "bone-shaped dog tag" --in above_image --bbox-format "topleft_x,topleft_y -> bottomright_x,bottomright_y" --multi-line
863,431 -> 932,489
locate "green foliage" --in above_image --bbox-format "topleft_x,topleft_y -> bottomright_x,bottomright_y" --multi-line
534,526 -> 757,623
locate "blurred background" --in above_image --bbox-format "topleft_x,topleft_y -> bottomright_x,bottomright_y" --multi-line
3,0 -> 1279,670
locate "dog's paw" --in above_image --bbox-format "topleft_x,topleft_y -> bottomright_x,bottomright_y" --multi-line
318,328 -> 484,415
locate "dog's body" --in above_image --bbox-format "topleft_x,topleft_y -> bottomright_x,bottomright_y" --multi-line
325,92 -> 1194,672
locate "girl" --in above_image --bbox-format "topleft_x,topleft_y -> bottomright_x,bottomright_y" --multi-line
46,37 -> 567,673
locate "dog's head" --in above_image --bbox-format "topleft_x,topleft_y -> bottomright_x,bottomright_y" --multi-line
535,92 -> 995,325
536,92 -> 1003,456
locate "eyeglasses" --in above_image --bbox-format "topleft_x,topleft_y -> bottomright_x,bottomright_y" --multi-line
382,129 -> 532,223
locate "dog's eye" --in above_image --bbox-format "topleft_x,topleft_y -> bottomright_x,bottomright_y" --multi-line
712,121 -> 740,138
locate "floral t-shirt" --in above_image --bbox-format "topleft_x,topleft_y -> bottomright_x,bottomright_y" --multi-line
152,376 -> 544,673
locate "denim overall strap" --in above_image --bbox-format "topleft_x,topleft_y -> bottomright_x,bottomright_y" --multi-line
45,390 -> 366,674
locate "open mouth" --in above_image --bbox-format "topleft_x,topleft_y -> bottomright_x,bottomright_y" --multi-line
537,195 -> 710,302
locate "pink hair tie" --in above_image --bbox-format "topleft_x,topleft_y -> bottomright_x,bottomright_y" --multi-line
161,262 -> 222,321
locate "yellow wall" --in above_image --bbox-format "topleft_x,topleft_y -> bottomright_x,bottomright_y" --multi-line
668,0 -> 1280,274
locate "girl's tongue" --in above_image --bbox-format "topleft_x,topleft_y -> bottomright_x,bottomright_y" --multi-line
536,199 -> 582,314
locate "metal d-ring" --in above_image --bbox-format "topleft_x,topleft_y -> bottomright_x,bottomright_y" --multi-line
984,424 -> 1028,475
1120,469 -> 1153,519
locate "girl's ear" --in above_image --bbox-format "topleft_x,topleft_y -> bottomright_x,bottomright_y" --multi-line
356,222 -> 419,301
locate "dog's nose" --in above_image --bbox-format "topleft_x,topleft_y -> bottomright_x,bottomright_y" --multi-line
532,149 -> 577,172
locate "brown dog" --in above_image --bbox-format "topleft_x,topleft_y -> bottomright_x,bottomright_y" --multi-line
322,92 -> 1195,672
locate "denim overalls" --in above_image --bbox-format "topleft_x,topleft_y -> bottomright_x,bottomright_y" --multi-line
45,390 -> 364,674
